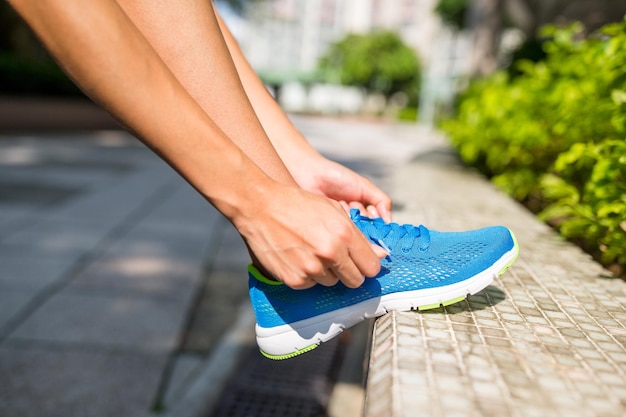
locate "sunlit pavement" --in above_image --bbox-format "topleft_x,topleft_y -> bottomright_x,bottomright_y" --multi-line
0,107 -> 430,417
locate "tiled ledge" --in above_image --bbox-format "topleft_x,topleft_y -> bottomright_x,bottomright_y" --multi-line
364,133 -> 626,417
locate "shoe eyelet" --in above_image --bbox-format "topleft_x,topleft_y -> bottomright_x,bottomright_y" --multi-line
401,247 -> 411,254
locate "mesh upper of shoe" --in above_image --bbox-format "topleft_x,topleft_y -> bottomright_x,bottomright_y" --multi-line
249,210 -> 515,328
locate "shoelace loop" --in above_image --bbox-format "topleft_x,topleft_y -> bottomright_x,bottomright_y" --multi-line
380,222 -> 430,253
350,209 -> 431,253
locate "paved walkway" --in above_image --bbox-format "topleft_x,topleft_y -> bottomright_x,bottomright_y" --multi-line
365,132 -> 626,417
3,101 -> 624,417
0,110 -> 426,417
0,131 -> 223,417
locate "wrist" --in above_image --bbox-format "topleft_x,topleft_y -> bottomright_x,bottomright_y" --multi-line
277,140 -> 326,191
206,157 -> 276,226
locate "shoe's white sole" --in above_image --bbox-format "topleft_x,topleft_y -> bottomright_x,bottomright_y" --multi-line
257,238 -> 519,360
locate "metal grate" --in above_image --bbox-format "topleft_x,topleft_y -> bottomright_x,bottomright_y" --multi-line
210,337 -> 345,417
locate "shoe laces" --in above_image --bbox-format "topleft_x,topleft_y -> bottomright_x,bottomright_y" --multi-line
350,209 -> 431,253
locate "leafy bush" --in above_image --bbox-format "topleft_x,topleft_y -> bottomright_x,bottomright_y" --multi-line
540,141 -> 626,267
435,0 -> 468,31
397,106 -> 418,122
440,18 -> 626,272
318,31 -> 421,103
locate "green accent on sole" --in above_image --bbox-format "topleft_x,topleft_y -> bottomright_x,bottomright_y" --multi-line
419,294 -> 467,311
497,230 -> 520,276
442,295 -> 467,306
418,302 -> 443,310
248,264 -> 284,286
260,342 -> 319,360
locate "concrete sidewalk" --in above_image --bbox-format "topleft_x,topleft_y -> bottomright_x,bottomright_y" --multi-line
0,131 -> 225,417
365,132 -> 626,417
4,102 -> 625,417
0,112 -> 427,417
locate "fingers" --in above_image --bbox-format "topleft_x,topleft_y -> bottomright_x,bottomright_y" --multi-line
308,218 -> 375,289
343,202 -> 392,224
359,180 -> 392,222
326,253 -> 363,288
275,225 -> 381,290
365,193 -> 392,222
339,200 -> 351,213
241,185 -> 384,291
341,201 -> 379,219
313,269 -> 340,287
346,226 -> 382,282
344,201 -> 383,219
371,242 -> 389,258
376,202 -> 392,223
307,207 -> 385,288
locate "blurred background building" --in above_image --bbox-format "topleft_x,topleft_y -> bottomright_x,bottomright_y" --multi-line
225,0 -> 441,76
217,0 -> 448,119
214,0 -> 626,122
2,0 -> 626,122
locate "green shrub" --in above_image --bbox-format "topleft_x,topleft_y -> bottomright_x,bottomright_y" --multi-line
540,140 -> 626,267
318,31 -> 421,103
440,18 -> 626,272
435,0 -> 468,31
396,106 -> 418,122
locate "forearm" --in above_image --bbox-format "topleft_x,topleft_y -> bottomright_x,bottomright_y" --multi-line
8,0 -> 270,220
8,0 -> 384,288
213,5 -> 322,165
214,7 -> 391,220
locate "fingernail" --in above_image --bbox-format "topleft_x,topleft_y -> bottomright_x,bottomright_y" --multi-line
367,205 -> 379,218
374,239 -> 390,257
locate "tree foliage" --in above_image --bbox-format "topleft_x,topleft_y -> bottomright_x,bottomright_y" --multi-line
435,0 -> 468,31
318,31 -> 421,102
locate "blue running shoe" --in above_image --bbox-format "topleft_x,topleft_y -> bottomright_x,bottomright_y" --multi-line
249,209 -> 519,359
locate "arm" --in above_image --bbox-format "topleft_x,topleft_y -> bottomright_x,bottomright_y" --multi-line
7,0 -> 383,289
7,0 -> 253,219
213,6 -> 393,222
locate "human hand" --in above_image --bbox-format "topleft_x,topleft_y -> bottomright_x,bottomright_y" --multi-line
289,154 -> 393,223
233,180 -> 387,290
